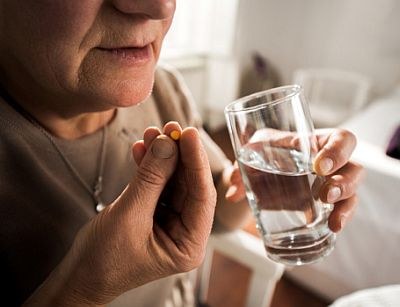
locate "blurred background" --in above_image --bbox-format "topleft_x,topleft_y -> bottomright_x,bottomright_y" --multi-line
161,1 -> 400,306
161,0 -> 400,129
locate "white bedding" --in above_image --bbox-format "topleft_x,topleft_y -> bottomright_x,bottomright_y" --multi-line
286,88 -> 400,300
330,285 -> 400,307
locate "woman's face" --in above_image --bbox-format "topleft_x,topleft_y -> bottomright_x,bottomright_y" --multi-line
0,0 -> 175,110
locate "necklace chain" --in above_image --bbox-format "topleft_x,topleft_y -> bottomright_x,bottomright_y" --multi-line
31,120 -> 108,212
0,87 -> 108,212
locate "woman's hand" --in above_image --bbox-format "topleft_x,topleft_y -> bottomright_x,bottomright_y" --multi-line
25,122 -> 216,306
313,129 -> 364,231
225,128 -> 364,233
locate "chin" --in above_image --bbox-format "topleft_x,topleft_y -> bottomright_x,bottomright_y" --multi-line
115,80 -> 154,107
94,72 -> 155,109
77,53 -> 158,110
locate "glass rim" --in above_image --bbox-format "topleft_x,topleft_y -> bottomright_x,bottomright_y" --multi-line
224,84 -> 302,114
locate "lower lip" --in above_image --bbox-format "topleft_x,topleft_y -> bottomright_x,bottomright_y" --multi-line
97,45 -> 152,66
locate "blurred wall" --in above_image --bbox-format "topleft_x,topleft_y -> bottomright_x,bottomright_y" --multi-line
235,0 -> 400,98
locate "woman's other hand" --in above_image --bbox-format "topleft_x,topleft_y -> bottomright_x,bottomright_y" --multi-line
224,128 -> 364,233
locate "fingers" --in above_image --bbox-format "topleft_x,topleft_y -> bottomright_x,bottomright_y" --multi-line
163,121 -> 182,140
179,127 -> 217,233
225,164 -> 246,203
328,195 -> 358,232
314,129 -> 357,176
144,126 -> 162,149
132,123 -> 182,166
225,183 -> 246,203
131,122 -> 216,225
250,128 -> 297,148
132,127 -> 161,166
312,129 -> 362,233
319,161 -> 365,204
132,141 -> 146,165
321,161 -> 363,233
125,135 -> 179,214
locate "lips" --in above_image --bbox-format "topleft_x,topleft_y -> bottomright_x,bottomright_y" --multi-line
96,44 -> 152,65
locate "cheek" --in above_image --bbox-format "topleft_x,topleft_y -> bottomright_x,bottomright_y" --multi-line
0,1 -> 101,95
44,4 -> 102,88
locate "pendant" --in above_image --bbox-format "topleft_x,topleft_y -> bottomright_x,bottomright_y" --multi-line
94,176 -> 105,213
96,202 -> 106,213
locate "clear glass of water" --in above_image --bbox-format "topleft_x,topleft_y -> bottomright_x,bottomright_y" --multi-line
224,85 -> 336,265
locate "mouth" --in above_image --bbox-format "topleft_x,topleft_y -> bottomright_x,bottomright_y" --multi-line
96,44 -> 152,65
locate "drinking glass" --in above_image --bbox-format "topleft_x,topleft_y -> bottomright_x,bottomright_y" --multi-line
224,85 -> 336,265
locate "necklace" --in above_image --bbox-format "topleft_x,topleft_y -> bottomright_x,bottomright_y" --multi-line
32,121 -> 108,213
0,88 -> 108,213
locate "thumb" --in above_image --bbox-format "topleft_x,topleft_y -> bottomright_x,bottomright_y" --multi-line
124,135 -> 178,213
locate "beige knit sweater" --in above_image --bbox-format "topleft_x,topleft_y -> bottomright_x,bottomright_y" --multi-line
0,65 -> 230,306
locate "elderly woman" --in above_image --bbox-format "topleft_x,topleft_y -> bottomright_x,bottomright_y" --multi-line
0,1 -> 363,306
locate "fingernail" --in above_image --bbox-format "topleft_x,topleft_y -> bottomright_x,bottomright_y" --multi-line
225,185 -> 237,199
170,130 -> 181,141
151,138 -> 174,159
327,186 -> 341,203
319,158 -> 334,175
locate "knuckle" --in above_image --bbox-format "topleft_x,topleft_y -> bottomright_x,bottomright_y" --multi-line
175,261 -> 194,273
173,243 -> 205,272
137,164 -> 166,187
176,256 -> 203,272
190,253 -> 205,269
331,174 -> 352,197
332,144 -> 347,160
185,169 -> 216,202
338,128 -> 357,148
328,174 -> 353,197
333,163 -> 365,193
326,129 -> 356,158
337,128 -> 352,139
339,183 -> 350,198
330,173 -> 344,183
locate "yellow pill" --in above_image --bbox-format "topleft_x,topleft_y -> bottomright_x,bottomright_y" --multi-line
170,130 -> 181,141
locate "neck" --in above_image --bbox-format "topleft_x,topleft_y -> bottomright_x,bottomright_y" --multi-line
15,100 -> 116,140
31,107 -> 116,140
0,81 -> 116,140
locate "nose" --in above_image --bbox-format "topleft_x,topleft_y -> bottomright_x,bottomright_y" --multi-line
112,0 -> 176,20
